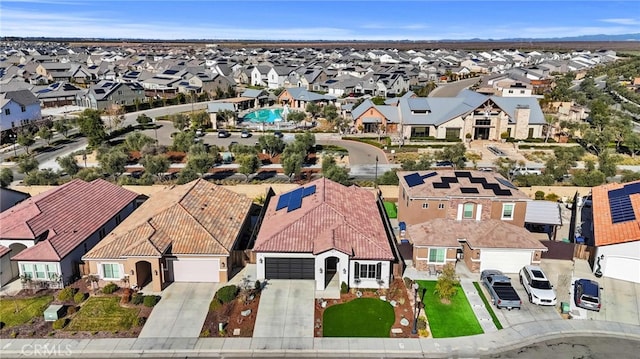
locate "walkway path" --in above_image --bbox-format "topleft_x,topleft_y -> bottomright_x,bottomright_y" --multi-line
459,279 -> 498,333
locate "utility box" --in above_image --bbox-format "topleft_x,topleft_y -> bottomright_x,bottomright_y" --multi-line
561,302 -> 570,314
44,304 -> 65,322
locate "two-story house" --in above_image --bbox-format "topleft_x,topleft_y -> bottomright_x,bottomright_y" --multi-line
78,80 -> 145,111
0,90 -> 42,133
397,170 -> 546,274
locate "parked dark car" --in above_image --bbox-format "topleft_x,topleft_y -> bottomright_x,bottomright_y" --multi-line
217,130 -> 231,138
241,130 -> 252,138
574,278 -> 601,312
273,131 -> 284,138
435,160 -> 454,168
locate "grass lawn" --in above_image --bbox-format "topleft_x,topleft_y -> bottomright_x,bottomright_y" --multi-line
0,295 -> 53,328
323,298 -> 394,337
416,280 -> 483,338
66,297 -> 139,332
384,201 -> 397,219
473,281 -> 503,330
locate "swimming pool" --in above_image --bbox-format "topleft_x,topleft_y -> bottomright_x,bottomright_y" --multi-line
243,108 -> 283,123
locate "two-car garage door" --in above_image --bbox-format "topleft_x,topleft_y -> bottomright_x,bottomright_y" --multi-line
265,258 -> 315,279
168,258 -> 219,282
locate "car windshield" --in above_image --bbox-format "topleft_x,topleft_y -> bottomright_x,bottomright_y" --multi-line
531,279 -> 552,289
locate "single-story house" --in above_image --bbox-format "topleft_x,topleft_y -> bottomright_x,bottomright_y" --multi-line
253,178 -> 401,291
589,180 -> 640,283
0,179 -> 141,288
82,179 -> 254,292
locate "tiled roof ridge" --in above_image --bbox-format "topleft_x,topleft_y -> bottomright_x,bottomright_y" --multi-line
122,221 -> 163,256
340,220 -> 389,256
176,194 -> 229,255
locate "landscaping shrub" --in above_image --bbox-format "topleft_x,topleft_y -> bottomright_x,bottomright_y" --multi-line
403,277 -> 414,289
545,193 -> 560,202
417,316 -> 427,330
102,282 -> 118,294
215,285 -> 238,304
201,329 -> 210,337
121,288 -> 132,304
340,282 -> 348,294
52,318 -> 68,330
143,295 -> 160,307
66,306 -> 77,315
534,190 -> 545,200
73,292 -> 86,304
255,280 -> 262,291
132,292 -> 144,305
209,298 -> 222,312
136,316 -> 147,326
57,287 -> 77,302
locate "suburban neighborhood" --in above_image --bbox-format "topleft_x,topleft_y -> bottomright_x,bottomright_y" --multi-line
0,33 -> 639,358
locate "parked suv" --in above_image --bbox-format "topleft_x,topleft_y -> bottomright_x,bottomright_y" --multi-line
509,167 -> 542,176
574,278 -> 601,312
519,265 -> 557,306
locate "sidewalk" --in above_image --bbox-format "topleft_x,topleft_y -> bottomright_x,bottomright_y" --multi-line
1,320 -> 638,358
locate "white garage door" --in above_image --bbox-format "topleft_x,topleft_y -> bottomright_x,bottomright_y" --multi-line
480,250 -> 532,273
604,257 -> 640,283
169,258 -> 219,282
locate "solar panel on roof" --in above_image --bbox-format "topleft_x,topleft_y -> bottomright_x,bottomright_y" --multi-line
625,182 -> 640,195
455,171 -> 472,178
460,187 -> 479,194
287,188 -> 304,212
276,192 -> 291,211
494,189 -> 512,196
610,196 -> 635,224
441,177 -> 458,184
422,172 -> 437,180
303,185 -> 316,197
496,178 -> 517,189
404,173 -> 424,187
469,177 -> 487,184
433,182 -> 450,189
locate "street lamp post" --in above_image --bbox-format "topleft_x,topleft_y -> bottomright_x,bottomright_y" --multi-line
11,133 -> 17,157
375,155 -> 379,187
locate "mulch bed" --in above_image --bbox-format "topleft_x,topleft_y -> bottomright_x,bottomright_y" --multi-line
314,278 -> 418,338
200,290 -> 261,338
0,284 -> 153,339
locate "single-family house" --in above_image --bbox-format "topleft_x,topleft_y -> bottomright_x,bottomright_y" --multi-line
351,99 -> 401,134
82,179 -> 255,292
0,90 -> 42,133
398,170 -> 546,273
0,179 -> 141,288
34,82 -> 82,108
253,178 -> 402,291
78,80 -> 145,111
277,87 -> 336,110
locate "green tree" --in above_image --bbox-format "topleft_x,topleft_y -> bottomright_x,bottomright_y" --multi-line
294,132 -> 315,151
186,152 -> 214,177
598,150 -> 617,178
17,132 -> 35,154
171,131 -> 196,152
17,155 -> 39,174
439,143 -> 467,169
282,152 -> 304,181
624,132 -> 640,157
322,155 -> 350,185
305,102 -> 320,119
237,154 -> 260,182
56,154 -> 80,177
37,126 -> 53,145
171,113 -> 189,131
371,96 -> 386,105
140,155 -> 170,181
136,114 -> 152,128
286,110 -> 306,124
401,156 -> 432,171
23,169 -> 59,185
322,104 -> 339,123
124,132 -> 156,152
0,167 -> 14,187
543,114 -> 556,143
97,147 -> 128,179
572,169 -> 606,186
177,167 -> 199,184
190,111 -> 210,129
621,170 -> 640,183
377,169 -> 399,185
77,109 -> 107,147
258,135 -> 285,157
53,119 -> 72,138
434,263 -> 460,304
493,157 -> 519,181
75,167 -> 103,182
218,110 -> 237,127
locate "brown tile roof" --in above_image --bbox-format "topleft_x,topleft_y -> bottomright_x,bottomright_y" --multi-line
398,170 -> 530,200
592,180 -> 640,246
83,179 -> 252,259
253,178 -> 394,260
411,218 -> 547,250
2,179 -> 139,261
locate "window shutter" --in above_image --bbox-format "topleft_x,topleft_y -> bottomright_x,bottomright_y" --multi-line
376,263 -> 382,280
354,262 -> 360,279
457,204 -> 463,220
475,204 -> 482,221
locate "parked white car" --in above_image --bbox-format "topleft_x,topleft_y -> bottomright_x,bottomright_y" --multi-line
509,167 -> 542,176
519,265 -> 557,306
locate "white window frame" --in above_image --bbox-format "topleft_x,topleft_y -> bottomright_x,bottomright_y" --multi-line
101,263 -> 122,280
438,203 -> 445,209
422,202 -> 429,209
501,203 -> 515,220
428,248 -> 446,263
463,203 -> 474,219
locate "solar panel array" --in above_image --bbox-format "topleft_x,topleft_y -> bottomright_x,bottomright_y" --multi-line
404,170 -> 517,197
608,182 -> 640,224
276,185 -> 318,213
403,172 -> 437,188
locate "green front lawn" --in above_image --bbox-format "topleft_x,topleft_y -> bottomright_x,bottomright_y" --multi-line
384,201 -> 397,218
416,280 -> 483,338
66,297 -> 139,332
323,298 -> 394,337
0,295 -> 53,328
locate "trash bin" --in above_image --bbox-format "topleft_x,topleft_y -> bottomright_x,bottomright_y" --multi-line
561,302 -> 570,314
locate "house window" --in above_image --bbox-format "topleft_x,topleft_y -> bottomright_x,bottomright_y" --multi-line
463,203 -> 474,219
502,203 -> 515,220
438,203 -> 445,209
34,264 -> 46,279
422,203 -> 429,209
21,106 -> 26,112
21,263 -> 58,280
4,109 -> 10,115
102,263 -> 120,279
429,248 -> 446,263
354,262 -> 382,280
445,128 -> 461,140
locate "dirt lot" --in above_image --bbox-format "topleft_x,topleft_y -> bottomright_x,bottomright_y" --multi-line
314,278 -> 418,338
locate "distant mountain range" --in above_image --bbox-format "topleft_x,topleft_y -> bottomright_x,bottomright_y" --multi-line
449,33 -> 640,42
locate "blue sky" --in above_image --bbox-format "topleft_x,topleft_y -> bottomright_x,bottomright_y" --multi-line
1,0 -> 638,41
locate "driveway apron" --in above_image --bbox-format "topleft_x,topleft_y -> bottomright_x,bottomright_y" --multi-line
253,280 -> 315,338
138,282 -> 218,338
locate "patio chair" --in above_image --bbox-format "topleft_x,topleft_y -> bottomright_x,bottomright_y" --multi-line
428,264 -> 436,276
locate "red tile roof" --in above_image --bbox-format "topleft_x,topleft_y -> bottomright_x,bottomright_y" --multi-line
2,179 -> 139,261
83,179 -> 253,259
410,218 -> 547,250
0,245 -> 10,257
253,178 -> 394,260
592,180 -> 640,246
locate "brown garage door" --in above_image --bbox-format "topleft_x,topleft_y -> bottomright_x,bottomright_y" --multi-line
265,258 -> 315,279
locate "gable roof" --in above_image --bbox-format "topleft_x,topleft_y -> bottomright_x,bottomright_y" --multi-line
253,178 -> 394,260
1,179 -> 139,261
592,180 -> 640,246
83,179 -> 253,259
1,90 -> 39,107
281,87 -> 336,102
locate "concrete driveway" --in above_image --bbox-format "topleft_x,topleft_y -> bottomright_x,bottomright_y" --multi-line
253,280 -> 315,338
138,282 -> 217,338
